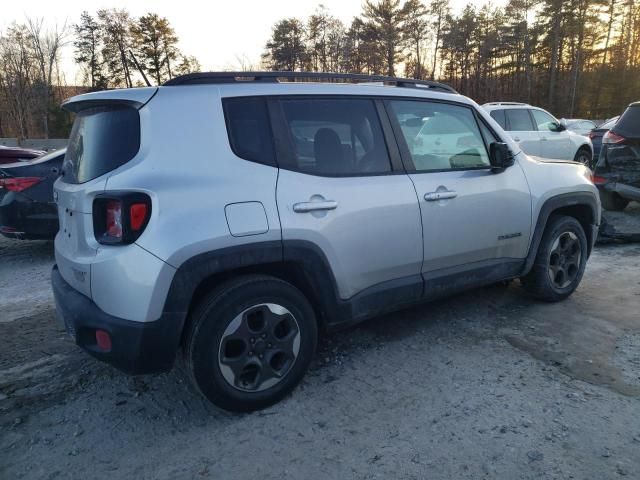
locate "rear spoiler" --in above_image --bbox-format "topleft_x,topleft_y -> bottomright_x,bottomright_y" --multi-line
62,87 -> 158,113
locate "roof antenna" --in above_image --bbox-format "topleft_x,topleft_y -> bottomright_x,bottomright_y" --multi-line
129,50 -> 152,87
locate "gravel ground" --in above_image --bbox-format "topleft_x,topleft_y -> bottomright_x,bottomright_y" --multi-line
1,210 -> 640,480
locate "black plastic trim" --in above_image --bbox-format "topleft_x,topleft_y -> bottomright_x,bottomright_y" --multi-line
52,265 -> 181,374
163,71 -> 457,93
162,241 -> 284,327
522,192 -> 599,275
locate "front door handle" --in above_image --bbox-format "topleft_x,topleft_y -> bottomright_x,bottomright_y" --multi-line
293,200 -> 338,213
424,190 -> 457,202
514,137 -> 521,142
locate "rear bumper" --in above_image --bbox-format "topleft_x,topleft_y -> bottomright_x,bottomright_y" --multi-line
52,265 -> 182,374
597,182 -> 640,202
0,191 -> 58,239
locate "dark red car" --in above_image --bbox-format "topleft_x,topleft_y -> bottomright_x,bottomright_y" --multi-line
0,146 -> 46,165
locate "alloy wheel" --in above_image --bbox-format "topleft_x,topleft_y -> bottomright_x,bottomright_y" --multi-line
576,151 -> 591,165
547,231 -> 582,289
218,303 -> 301,392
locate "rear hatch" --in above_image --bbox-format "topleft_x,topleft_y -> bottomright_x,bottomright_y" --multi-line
54,87 -> 157,297
605,104 -> 640,188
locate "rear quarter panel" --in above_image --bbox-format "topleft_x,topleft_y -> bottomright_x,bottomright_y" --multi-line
105,86 -> 282,269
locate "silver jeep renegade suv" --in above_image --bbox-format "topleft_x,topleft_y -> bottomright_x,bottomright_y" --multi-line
53,72 -> 600,412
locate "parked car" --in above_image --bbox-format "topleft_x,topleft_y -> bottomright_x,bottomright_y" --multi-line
588,116 -> 619,161
593,102 -> 640,210
0,149 -> 64,239
483,102 -> 593,165
53,72 -> 600,412
0,146 -> 46,165
561,118 -> 598,137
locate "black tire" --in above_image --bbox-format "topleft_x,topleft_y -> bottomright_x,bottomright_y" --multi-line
185,275 -> 318,412
599,190 -> 629,211
521,215 -> 588,302
573,147 -> 592,166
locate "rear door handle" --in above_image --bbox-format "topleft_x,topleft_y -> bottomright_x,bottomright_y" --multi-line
514,137 -> 521,142
424,190 -> 457,202
293,200 -> 338,213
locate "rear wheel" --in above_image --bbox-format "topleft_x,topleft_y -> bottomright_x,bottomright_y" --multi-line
521,215 -> 588,302
573,147 -> 592,166
599,190 -> 629,211
185,275 -> 318,412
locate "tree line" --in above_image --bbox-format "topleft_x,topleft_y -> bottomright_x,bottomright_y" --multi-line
0,9 -> 200,139
262,0 -> 640,119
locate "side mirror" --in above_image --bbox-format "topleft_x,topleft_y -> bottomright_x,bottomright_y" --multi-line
551,122 -> 566,132
489,142 -> 515,171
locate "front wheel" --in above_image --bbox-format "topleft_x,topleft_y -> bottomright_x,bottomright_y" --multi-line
185,275 -> 318,412
521,215 -> 588,302
574,147 -> 592,166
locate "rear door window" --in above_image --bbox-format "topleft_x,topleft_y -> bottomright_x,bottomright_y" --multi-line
505,109 -> 535,131
63,105 -> 140,184
278,98 -> 391,176
223,97 -> 276,166
489,110 -> 507,129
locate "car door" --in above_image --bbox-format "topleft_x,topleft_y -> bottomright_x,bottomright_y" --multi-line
530,109 -> 573,160
385,99 -> 532,283
274,97 -> 423,302
504,109 -> 543,157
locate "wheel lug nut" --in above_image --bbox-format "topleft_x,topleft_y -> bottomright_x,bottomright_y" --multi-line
259,354 -> 263,359
248,351 -> 253,356
261,334 -> 267,339
268,343 -> 272,348
250,338 -> 255,344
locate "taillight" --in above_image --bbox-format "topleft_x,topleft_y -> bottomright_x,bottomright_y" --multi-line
129,203 -> 148,231
602,131 -> 625,144
93,193 -> 151,245
592,175 -> 608,185
0,177 -> 43,192
105,200 -> 123,238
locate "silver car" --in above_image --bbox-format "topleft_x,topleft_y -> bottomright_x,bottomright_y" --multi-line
52,72 -> 601,412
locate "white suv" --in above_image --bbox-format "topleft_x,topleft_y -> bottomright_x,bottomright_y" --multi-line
483,102 -> 593,165
52,72 -> 600,412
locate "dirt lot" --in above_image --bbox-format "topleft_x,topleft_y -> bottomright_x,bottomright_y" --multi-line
2,208 -> 640,480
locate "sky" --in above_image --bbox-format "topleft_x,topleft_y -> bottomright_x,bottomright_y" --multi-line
2,0 -> 502,84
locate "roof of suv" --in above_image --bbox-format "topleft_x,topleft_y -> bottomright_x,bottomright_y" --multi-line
483,102 -> 529,106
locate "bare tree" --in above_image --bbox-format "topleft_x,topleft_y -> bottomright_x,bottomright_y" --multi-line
26,17 -> 68,139
0,24 -> 37,139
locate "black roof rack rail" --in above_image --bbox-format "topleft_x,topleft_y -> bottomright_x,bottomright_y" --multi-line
162,71 -> 457,93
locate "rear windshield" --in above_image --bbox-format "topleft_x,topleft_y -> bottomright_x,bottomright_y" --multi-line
614,106 -> 640,138
63,105 -> 140,184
